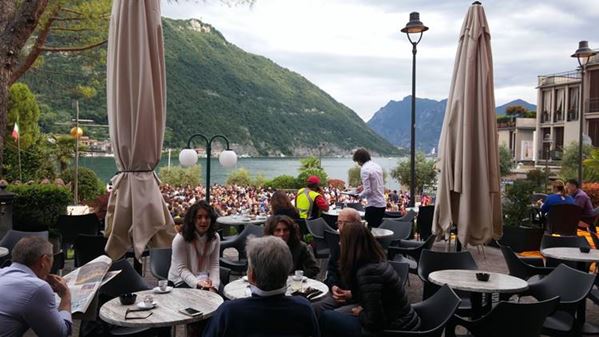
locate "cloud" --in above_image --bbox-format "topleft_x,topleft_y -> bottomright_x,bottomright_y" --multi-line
161,0 -> 599,121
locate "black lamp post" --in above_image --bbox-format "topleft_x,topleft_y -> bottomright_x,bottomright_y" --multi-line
543,133 -> 553,192
401,12 -> 428,207
179,134 -> 237,203
571,41 -> 597,184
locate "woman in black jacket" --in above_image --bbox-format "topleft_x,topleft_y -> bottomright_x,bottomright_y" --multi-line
320,222 -> 420,336
264,215 -> 319,278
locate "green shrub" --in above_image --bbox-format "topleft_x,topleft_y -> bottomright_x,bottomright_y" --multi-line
265,175 -> 299,189
502,180 -> 536,227
159,165 -> 201,187
7,184 -> 72,228
297,168 -> 328,189
61,167 -> 105,202
226,168 -> 252,186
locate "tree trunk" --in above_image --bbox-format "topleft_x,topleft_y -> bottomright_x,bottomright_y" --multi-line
0,0 -> 49,176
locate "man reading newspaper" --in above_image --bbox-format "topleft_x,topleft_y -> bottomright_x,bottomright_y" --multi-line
0,237 -> 73,337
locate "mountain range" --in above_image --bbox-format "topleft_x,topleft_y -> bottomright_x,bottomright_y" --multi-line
22,18 -> 398,157
367,97 -> 537,152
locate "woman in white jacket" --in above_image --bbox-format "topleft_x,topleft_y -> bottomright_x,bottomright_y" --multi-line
168,200 -> 220,291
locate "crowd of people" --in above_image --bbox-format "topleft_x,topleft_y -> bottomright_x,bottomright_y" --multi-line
161,182 -> 415,220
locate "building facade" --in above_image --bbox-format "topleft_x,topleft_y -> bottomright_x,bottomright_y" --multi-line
498,117 -> 536,163
535,55 -> 599,166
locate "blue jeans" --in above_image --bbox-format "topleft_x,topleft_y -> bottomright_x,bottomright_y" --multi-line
319,310 -> 362,337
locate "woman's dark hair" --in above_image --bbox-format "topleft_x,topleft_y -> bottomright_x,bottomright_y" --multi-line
182,200 -> 218,242
270,190 -> 294,214
352,148 -> 371,165
339,222 -> 386,288
264,215 -> 301,249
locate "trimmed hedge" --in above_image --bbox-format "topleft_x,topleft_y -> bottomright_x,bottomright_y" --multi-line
7,184 -> 72,229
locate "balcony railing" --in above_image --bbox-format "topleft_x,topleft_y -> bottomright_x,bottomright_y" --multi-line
590,98 -> 599,113
538,70 -> 581,86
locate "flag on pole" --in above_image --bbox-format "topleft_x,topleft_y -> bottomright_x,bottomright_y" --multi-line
11,123 -> 19,140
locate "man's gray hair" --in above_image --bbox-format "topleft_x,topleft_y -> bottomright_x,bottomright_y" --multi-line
246,236 -> 293,291
12,237 -> 53,267
339,208 -> 362,223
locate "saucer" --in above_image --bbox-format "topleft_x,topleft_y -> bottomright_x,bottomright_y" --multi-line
153,286 -> 173,294
136,301 -> 157,310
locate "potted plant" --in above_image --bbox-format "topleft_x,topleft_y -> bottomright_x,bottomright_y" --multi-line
499,180 -> 544,252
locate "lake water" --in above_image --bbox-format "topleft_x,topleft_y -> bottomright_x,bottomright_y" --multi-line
80,156 -> 406,190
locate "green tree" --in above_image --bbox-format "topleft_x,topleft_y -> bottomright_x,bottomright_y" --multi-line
0,1 -> 111,170
526,169 -> 545,191
300,156 -> 321,170
265,175 -> 299,189
505,105 -> 529,118
348,165 -> 361,187
159,165 -> 201,187
559,142 -> 599,182
7,83 -> 41,149
51,135 -> 77,174
61,166 -> 104,202
391,153 -> 437,194
499,145 -> 514,177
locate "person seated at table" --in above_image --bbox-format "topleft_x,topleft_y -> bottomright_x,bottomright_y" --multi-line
296,175 -> 329,219
540,180 -> 576,215
168,200 -> 220,291
203,236 -> 320,337
566,179 -> 599,228
313,208 -> 362,317
264,215 -> 319,278
0,237 -> 72,337
270,190 -> 300,219
319,222 -> 420,336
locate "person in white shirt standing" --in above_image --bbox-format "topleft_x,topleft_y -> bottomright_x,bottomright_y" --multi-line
353,148 -> 386,228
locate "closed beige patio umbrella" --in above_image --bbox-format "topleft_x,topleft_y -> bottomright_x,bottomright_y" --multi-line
433,1 -> 502,246
104,0 -> 175,259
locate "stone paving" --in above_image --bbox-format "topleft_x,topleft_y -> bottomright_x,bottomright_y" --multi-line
29,240 -> 599,337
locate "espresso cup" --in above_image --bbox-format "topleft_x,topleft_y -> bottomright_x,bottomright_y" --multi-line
158,280 -> 168,291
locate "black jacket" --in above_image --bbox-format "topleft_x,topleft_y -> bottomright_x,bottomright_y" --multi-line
289,241 -> 320,278
353,262 -> 420,334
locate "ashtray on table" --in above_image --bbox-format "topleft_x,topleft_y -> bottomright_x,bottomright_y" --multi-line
475,272 -> 490,282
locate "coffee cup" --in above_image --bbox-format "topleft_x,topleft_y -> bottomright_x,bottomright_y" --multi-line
158,280 -> 168,291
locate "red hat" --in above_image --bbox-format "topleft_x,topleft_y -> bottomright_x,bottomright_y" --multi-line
306,175 -> 320,185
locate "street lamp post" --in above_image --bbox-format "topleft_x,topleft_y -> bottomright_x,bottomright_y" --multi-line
571,41 -> 597,184
179,134 -> 237,203
401,12 -> 428,207
543,133 -> 553,192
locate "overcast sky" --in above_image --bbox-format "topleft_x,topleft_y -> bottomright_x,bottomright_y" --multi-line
162,0 -> 599,121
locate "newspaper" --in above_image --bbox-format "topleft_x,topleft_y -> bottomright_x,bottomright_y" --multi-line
62,255 -> 112,314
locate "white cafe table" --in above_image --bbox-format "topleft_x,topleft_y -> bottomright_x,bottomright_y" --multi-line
224,276 -> 328,301
216,215 -> 267,227
0,247 -> 8,258
428,269 -> 528,319
322,209 -> 365,218
541,247 -> 599,335
541,247 -> 599,262
371,228 -> 394,239
99,288 -> 223,333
